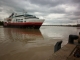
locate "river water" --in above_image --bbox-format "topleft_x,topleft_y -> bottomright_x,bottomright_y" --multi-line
0,26 -> 80,60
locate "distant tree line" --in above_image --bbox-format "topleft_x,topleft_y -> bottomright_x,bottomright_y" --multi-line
0,21 -> 3,26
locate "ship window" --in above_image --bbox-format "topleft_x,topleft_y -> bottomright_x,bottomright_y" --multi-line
19,21 -> 23,22
20,21 -> 23,22
16,19 -> 17,21
15,19 -> 23,22
25,18 -> 28,19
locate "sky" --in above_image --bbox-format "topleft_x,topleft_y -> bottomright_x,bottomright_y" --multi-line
0,0 -> 80,25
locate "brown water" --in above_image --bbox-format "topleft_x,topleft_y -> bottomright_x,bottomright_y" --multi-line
0,26 -> 80,60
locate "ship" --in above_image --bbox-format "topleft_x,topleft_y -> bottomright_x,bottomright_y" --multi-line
3,12 -> 45,29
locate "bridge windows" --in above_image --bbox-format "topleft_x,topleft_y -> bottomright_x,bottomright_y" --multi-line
16,19 -> 23,22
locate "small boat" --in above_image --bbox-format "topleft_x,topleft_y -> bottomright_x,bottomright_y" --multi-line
3,12 -> 45,29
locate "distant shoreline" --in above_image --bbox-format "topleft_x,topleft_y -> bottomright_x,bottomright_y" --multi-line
42,25 -> 78,27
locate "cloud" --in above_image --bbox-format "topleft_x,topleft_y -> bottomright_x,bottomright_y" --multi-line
73,0 -> 80,3
0,0 -> 80,25
28,0 -> 68,7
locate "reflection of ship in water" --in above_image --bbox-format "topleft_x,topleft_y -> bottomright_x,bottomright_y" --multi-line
4,28 -> 43,43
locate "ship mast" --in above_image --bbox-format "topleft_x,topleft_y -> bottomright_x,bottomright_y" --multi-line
23,9 -> 27,15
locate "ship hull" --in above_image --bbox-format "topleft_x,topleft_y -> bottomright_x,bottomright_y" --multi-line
3,22 -> 43,29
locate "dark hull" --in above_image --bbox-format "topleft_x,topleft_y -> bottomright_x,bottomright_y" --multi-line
3,25 -> 41,29
3,22 -> 42,29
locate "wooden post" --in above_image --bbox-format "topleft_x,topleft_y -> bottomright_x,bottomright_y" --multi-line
68,35 -> 78,44
54,41 -> 62,53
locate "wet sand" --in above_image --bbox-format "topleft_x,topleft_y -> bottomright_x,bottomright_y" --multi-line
0,45 -> 53,60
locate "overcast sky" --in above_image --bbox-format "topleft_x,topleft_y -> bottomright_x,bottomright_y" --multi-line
0,0 -> 80,25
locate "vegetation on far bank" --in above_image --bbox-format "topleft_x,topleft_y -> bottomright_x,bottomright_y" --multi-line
0,21 -> 3,26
